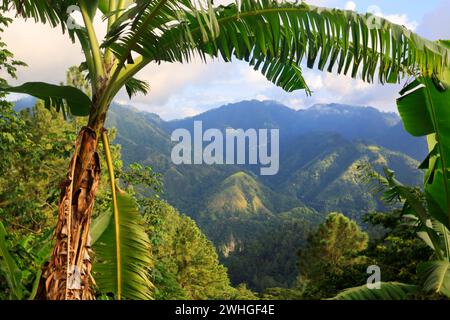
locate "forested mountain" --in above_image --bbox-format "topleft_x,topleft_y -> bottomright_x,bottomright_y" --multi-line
164,100 -> 427,160
108,100 -> 426,290
13,98 -> 424,291
1,103 -> 255,300
104,101 -> 424,212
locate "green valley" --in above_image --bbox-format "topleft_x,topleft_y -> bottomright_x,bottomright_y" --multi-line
1,0 -> 449,303
101,100 -> 425,291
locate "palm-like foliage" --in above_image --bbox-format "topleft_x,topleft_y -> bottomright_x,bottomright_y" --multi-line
0,82 -> 91,116
331,282 -> 418,300
5,0 -> 449,105
336,166 -> 450,300
1,0 -> 450,300
92,131 -> 153,300
0,1 -> 74,28
418,261 -> 450,297
93,189 -> 153,300
398,77 -> 450,228
108,0 -> 449,79
0,221 -> 54,300
0,221 -> 24,299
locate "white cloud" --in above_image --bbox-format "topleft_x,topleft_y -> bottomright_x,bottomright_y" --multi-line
0,3 -> 424,120
2,18 -> 82,84
255,94 -> 270,101
345,1 -> 356,11
385,13 -> 418,30
303,73 -> 324,91
272,70 -> 401,113
304,0 -> 338,6
366,5 -> 418,31
1,12 -> 107,84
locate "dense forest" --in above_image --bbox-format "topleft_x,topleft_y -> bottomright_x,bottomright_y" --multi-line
0,73 -> 446,300
104,100 -> 425,291
1,0 -> 450,301
0,101 -> 257,300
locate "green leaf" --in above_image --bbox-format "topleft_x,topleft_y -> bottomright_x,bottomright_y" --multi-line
90,210 -> 113,246
417,230 -> 436,251
430,219 -> 450,259
2,0 -> 76,31
28,269 -> 42,300
418,261 -> 450,298
361,166 -> 446,258
124,77 -> 150,99
85,0 -> 99,19
397,78 -> 450,228
105,0 -> 450,94
98,0 -> 109,13
397,80 -> 435,137
93,189 -> 153,300
426,191 -> 450,231
99,0 -> 134,14
0,82 -> 91,116
331,282 -> 418,300
0,221 -> 25,300
383,168 -> 430,224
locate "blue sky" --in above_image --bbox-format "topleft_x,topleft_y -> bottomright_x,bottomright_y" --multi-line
2,0 -> 450,119
327,0 -> 440,21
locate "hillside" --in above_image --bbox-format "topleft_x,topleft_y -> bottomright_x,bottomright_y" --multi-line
105,100 -> 424,290
204,172 -> 272,219
105,101 -> 423,220
14,98 -> 425,291
272,133 -> 422,219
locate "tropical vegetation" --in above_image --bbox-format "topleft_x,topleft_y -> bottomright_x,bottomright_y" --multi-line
0,0 -> 449,300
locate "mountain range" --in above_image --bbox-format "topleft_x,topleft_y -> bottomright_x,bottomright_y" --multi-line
105,99 -> 426,290
106,99 -> 425,217
15,98 -> 426,291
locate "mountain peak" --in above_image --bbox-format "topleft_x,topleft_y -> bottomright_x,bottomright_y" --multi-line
306,103 -> 382,114
299,103 -> 400,128
219,99 -> 293,112
206,171 -> 270,216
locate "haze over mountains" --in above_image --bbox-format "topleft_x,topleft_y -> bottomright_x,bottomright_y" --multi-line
104,99 -> 426,290
14,98 -> 426,291
106,100 -> 425,216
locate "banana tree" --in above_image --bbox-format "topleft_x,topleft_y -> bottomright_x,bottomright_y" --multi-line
333,74 -> 450,300
1,0 -> 450,300
332,166 -> 450,300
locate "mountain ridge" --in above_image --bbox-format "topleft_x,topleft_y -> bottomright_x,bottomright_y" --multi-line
13,97 -> 426,290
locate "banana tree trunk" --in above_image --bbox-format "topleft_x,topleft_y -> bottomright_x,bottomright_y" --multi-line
38,107 -> 107,300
